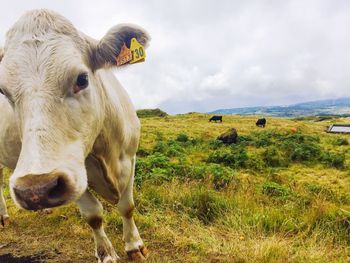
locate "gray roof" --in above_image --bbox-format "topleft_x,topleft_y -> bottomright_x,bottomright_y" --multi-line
328,124 -> 350,134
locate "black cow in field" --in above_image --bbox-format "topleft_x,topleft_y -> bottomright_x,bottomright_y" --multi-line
256,118 -> 266,127
209,115 -> 223,122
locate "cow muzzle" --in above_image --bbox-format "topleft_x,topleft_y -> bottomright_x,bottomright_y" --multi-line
12,172 -> 73,210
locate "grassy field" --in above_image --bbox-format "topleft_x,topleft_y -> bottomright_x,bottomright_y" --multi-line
1,114 -> 350,262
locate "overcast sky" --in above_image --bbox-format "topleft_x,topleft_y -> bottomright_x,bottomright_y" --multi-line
1,0 -> 350,114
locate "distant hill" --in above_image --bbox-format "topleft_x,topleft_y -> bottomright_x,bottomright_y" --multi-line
137,108 -> 168,118
209,98 -> 350,117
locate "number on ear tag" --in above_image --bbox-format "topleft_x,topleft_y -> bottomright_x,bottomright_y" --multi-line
130,38 -> 146,64
116,43 -> 132,66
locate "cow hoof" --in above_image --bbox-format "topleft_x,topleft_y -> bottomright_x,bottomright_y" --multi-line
127,246 -> 148,261
97,255 -> 119,263
98,255 -> 119,263
96,243 -> 119,263
0,214 -> 9,227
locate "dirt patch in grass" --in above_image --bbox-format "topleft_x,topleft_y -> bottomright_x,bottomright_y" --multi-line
0,253 -> 47,263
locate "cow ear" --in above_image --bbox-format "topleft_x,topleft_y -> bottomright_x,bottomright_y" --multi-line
89,24 -> 150,71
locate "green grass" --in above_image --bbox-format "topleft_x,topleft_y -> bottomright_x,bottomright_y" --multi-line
1,113 -> 350,262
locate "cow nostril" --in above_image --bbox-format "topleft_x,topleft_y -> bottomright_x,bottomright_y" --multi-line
48,176 -> 67,200
13,173 -> 72,210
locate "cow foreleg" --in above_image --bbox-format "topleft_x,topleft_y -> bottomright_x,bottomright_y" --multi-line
0,166 -> 9,227
76,190 -> 119,263
118,157 -> 148,261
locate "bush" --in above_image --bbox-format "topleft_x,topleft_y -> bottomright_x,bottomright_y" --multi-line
137,108 -> 168,118
304,183 -> 337,202
232,148 -> 249,168
176,133 -> 189,142
238,134 -> 254,146
166,140 -> 185,157
137,148 -> 150,157
153,141 -> 167,153
208,139 -> 224,149
246,153 -> 265,170
262,182 -> 291,198
263,146 -> 288,167
320,151 -> 345,169
207,149 -> 235,166
281,134 -> 321,163
281,132 -> 320,144
332,137 -> 349,146
148,153 -> 170,169
206,164 -> 237,190
253,130 -> 274,147
153,140 -> 185,157
207,147 -> 248,168
289,143 -> 321,162
135,159 -> 150,187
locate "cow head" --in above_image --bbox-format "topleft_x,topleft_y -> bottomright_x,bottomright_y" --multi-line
0,10 -> 149,210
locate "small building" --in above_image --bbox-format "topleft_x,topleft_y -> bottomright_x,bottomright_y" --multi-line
327,124 -> 350,134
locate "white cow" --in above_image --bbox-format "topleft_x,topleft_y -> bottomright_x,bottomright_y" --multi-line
0,9 -> 150,262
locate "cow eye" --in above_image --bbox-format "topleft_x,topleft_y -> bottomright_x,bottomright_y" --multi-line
0,88 -> 4,95
74,73 -> 89,93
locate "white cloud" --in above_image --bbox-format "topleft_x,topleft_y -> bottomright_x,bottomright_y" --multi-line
1,0 -> 350,114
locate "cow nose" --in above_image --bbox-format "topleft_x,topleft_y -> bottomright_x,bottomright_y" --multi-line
13,173 -> 71,210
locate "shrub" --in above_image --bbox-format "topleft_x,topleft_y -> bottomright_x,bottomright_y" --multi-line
320,151 -> 345,169
246,153 -> 265,170
289,143 -> 321,162
190,165 -> 208,180
166,140 -> 185,157
188,137 -> 203,146
281,136 -> 321,163
304,183 -> 337,202
262,182 -> 291,198
176,133 -> 189,142
207,149 -> 235,166
332,137 -> 349,146
263,146 -> 288,167
207,148 -> 248,168
206,164 -> 237,190
232,148 -> 249,168
135,159 -> 151,187
137,108 -> 168,118
153,140 -> 185,157
137,148 -> 150,157
208,139 -> 224,149
238,134 -> 253,146
281,132 -> 320,144
153,141 -> 167,153
148,153 -> 170,169
253,130 -> 274,147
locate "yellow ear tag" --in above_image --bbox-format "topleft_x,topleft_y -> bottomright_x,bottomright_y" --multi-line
116,43 -> 132,66
129,37 -> 146,64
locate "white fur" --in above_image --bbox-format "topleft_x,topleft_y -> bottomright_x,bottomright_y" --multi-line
0,9 -> 148,261
76,190 -> 120,262
0,166 -> 9,225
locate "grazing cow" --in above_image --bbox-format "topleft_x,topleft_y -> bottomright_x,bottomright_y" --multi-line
256,118 -> 266,128
0,9 -> 150,262
209,115 -> 223,122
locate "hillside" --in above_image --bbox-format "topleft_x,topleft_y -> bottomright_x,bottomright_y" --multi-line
210,97 -> 350,117
137,108 -> 168,118
1,114 -> 350,262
